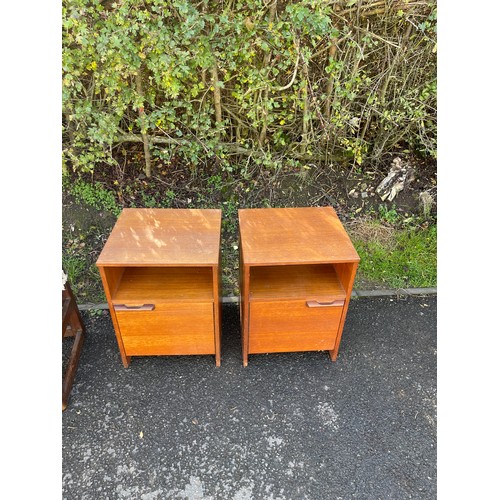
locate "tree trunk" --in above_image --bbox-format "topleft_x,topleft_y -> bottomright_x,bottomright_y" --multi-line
324,39 -> 338,122
211,64 -> 222,139
258,0 -> 278,147
114,133 -> 345,163
300,62 -> 309,156
135,70 -> 152,178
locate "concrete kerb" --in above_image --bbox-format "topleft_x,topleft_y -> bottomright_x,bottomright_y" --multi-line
78,287 -> 437,311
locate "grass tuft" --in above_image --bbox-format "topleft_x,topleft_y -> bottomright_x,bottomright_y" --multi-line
350,220 -> 436,289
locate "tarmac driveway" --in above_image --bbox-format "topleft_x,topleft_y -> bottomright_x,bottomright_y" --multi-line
63,296 -> 437,499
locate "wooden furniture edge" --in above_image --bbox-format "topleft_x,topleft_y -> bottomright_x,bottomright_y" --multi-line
241,263 -> 250,368
329,261 -> 359,361
62,282 -> 86,410
213,260 -> 222,367
98,267 -> 131,368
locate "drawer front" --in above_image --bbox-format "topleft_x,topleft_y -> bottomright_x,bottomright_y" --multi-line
114,302 -> 215,356
249,299 -> 344,354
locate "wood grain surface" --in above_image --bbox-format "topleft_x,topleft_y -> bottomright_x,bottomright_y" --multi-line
121,333 -> 214,356
96,208 -> 222,266
249,264 -> 346,301
99,267 -> 131,367
248,299 -> 343,353
329,262 -> 358,361
112,267 -> 214,303
238,207 -> 359,265
115,302 -> 215,356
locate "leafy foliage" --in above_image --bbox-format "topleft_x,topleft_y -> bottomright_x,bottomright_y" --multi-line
62,0 -> 437,175
70,179 -> 121,216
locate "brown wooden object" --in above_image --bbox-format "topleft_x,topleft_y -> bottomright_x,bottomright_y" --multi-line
97,208 -> 222,367
238,207 -> 359,366
62,281 -> 85,410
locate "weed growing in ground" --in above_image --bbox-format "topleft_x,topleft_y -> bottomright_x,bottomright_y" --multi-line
163,190 -> 175,207
62,253 -> 86,288
141,192 -> 157,208
69,180 -> 121,216
378,204 -> 399,225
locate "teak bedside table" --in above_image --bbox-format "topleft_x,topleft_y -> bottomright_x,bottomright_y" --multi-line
238,207 -> 359,366
96,208 -> 222,368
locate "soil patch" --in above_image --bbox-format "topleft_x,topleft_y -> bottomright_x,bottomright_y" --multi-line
62,150 -> 436,302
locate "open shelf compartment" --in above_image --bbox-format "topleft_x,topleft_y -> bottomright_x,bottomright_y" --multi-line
249,264 -> 346,302
109,266 -> 214,304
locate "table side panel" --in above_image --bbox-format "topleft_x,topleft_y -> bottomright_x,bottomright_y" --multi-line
213,261 -> 222,366
330,261 -> 358,360
98,267 -> 131,367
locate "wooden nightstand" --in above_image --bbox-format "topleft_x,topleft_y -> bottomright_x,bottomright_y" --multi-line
96,208 -> 222,368
238,207 -> 359,366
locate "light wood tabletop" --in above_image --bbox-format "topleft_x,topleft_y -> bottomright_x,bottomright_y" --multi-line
96,208 -> 222,267
238,206 -> 359,266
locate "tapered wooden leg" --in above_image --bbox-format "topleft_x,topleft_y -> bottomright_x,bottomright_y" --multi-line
214,263 -> 222,367
329,262 -> 358,362
241,264 -> 250,367
99,267 -> 132,368
62,282 -> 86,410
63,328 -> 84,410
121,354 -> 131,368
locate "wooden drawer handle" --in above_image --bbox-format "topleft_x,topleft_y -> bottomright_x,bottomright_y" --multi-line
306,300 -> 344,308
114,304 -> 155,311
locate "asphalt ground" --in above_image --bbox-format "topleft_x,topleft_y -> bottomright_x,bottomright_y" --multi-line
62,296 -> 437,500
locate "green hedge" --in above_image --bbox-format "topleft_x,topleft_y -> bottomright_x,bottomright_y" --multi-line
63,0 -> 436,176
